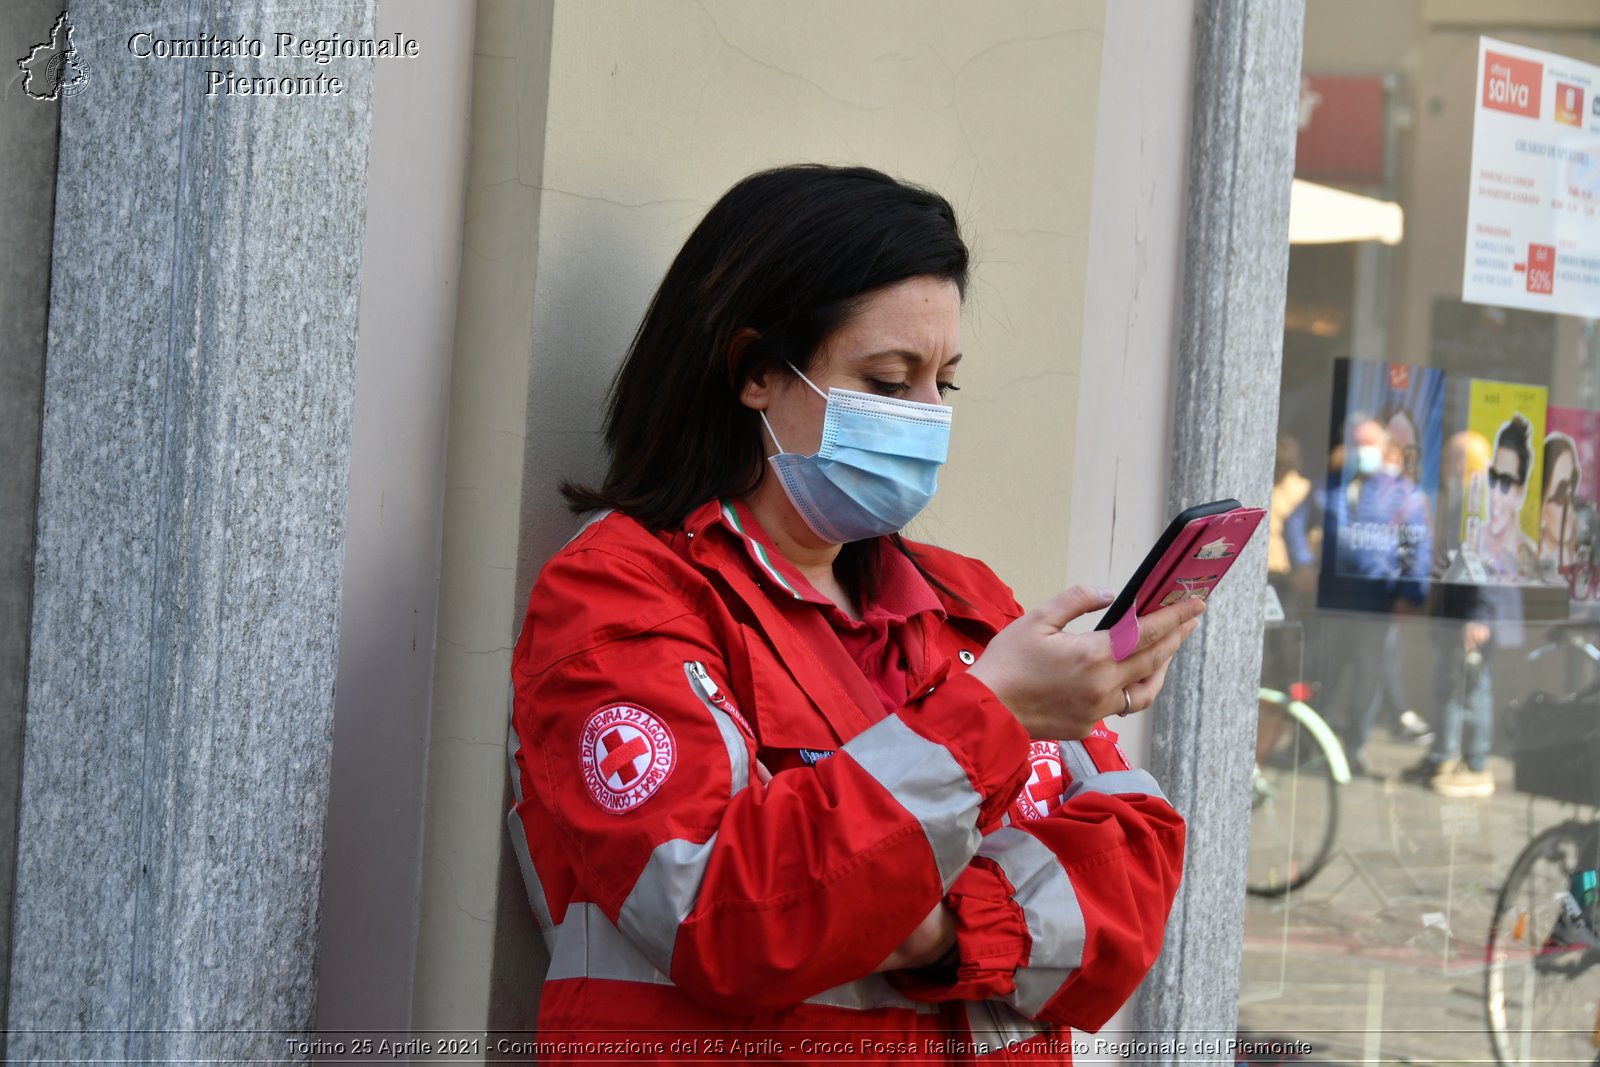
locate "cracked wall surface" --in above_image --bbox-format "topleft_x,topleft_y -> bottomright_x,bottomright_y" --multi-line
523,0 -> 1106,612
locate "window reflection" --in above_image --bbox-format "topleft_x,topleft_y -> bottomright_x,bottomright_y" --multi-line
1241,5 -> 1600,1064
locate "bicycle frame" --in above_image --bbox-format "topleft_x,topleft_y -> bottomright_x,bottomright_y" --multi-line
1258,688 -> 1353,785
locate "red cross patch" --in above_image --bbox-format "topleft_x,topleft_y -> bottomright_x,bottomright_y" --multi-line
1016,741 -> 1065,820
580,704 -> 676,814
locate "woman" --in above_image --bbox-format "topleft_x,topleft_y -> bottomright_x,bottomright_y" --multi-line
1539,431 -> 1580,580
508,165 -> 1201,1062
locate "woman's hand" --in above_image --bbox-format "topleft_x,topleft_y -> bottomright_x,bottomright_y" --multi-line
874,902 -> 956,972
966,586 -> 1204,740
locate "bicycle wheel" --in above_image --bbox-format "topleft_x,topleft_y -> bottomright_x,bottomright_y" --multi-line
1246,694 -> 1341,897
1486,820 -> 1600,1065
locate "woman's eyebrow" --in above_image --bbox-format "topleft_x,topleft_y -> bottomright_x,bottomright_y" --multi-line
860,349 -> 964,367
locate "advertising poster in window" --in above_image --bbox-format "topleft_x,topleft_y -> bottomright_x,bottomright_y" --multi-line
1462,37 -> 1600,317
1461,378 -> 1548,584
1323,359 -> 1441,604
1544,405 -> 1600,601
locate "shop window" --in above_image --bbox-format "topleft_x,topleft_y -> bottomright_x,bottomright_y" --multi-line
1242,4 -> 1600,1063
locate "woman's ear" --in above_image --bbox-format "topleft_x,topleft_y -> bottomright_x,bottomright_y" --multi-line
730,329 -> 769,410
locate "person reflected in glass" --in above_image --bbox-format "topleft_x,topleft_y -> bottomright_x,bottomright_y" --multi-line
1385,404 -> 1423,486
1405,431 -> 1517,798
1268,433 -> 1319,611
1376,404 -> 1429,740
1322,415 -> 1432,774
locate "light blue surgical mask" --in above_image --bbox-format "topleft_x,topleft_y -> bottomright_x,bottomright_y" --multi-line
1356,444 -> 1383,476
760,364 -> 952,543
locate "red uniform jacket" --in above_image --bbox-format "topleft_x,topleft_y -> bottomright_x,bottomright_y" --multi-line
508,500 -> 1186,1063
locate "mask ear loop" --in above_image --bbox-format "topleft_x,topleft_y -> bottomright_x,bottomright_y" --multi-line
760,363 -> 829,455
759,410 -> 785,454
786,361 -> 830,400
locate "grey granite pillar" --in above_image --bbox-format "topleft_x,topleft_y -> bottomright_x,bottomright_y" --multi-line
7,1 -> 374,1061
1132,0 -> 1304,1057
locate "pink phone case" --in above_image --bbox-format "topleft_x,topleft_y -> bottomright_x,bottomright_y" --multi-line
1131,507 -> 1265,618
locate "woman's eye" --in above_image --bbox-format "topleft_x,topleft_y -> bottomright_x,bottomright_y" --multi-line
867,379 -> 909,396
937,381 -> 960,398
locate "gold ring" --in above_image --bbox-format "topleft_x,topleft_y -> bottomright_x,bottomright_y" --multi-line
1120,687 -> 1132,717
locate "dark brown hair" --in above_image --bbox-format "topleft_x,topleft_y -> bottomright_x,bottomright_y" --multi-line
562,164 -> 970,598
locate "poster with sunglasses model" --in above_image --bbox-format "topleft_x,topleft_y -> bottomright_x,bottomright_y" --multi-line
1464,378 -> 1548,584
1323,359 -> 1443,595
1544,406 -> 1600,602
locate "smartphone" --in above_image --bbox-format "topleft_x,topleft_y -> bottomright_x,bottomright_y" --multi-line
1094,499 -> 1267,632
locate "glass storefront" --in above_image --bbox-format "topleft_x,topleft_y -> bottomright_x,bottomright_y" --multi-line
1240,3 -> 1600,1062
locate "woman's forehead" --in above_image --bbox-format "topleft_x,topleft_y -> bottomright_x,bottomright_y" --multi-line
815,279 -> 962,368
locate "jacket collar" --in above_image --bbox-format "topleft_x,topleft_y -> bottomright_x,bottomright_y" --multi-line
681,498 -> 969,737
680,496 -> 992,630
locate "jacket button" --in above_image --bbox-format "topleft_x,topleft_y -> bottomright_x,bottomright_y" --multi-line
958,649 -> 976,665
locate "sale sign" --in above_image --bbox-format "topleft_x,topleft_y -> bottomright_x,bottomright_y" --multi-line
1527,243 -> 1556,293
1463,37 -> 1600,318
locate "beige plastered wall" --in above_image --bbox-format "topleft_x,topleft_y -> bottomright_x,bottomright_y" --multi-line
413,0 -> 1112,1038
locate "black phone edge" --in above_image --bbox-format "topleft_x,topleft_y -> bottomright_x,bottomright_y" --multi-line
1093,498 -> 1243,632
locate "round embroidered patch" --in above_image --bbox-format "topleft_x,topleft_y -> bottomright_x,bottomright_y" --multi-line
580,704 -> 677,814
1017,740 -> 1066,820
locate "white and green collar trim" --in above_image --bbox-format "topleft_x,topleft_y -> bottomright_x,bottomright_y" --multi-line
718,501 -> 803,600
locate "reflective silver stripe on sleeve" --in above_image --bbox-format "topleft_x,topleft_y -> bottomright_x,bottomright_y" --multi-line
613,662 -> 756,976
546,902 -> 673,986
978,826 -> 1086,1018
842,715 -> 982,890
963,999 -> 1048,1053
683,662 -> 749,795
545,904 -> 937,1013
615,835 -> 718,973
506,807 -> 554,949
506,709 -> 555,946
1060,767 -> 1168,805
804,976 -> 939,1015
1060,739 -> 1099,782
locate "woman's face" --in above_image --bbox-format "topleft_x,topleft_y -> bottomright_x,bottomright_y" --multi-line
756,275 -> 963,456
1543,449 -> 1577,546
1385,413 -> 1419,481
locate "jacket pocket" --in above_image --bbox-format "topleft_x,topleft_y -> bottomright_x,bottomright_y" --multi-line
737,624 -> 845,755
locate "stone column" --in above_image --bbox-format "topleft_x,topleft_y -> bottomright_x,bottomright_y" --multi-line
7,1 -> 374,1060
1131,0 -> 1304,1057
